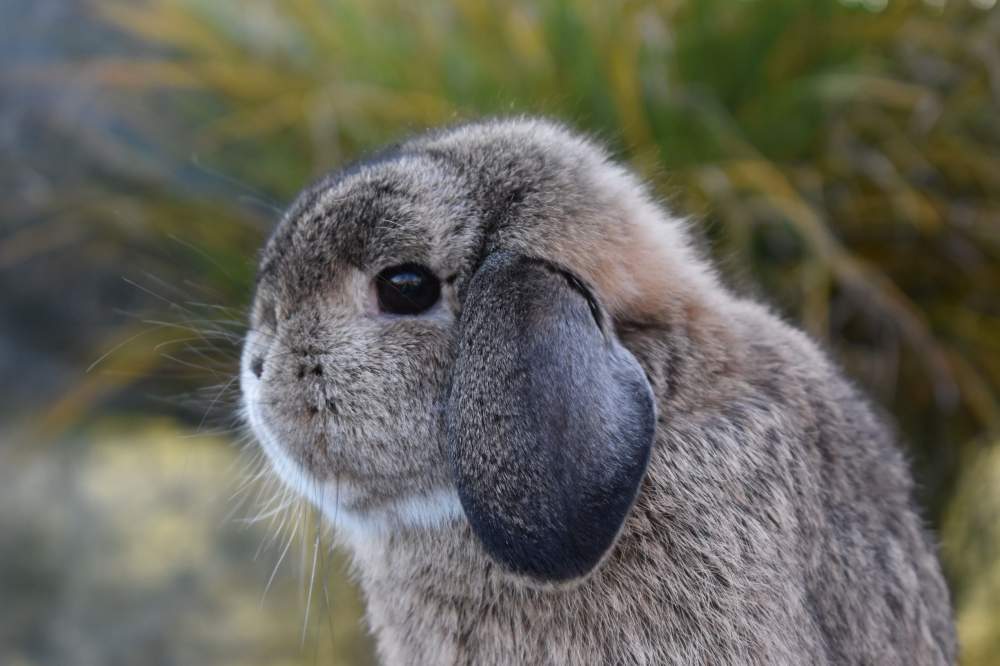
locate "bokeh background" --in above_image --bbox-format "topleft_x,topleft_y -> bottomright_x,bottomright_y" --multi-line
2,0 -> 998,664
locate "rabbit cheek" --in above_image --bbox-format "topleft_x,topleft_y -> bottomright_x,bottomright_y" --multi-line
243,307 -> 454,515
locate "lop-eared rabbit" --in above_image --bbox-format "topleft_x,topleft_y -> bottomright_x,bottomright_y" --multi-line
241,118 -> 956,665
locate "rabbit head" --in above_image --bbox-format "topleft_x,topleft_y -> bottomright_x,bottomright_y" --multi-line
241,118 -> 714,582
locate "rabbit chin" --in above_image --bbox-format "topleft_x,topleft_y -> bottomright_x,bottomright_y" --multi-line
242,383 -> 463,547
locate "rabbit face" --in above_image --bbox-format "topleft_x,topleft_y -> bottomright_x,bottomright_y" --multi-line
241,119 -> 699,580
241,155 -> 476,532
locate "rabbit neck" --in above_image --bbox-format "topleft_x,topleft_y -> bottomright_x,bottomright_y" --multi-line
343,519 -> 506,664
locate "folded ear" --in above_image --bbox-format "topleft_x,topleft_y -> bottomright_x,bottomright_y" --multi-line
447,250 -> 655,582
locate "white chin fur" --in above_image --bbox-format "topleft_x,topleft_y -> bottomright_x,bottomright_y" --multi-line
241,367 -> 463,545
318,485 -> 465,546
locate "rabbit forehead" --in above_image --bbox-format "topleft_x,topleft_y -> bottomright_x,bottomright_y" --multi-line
258,128 -> 595,300
256,154 -> 476,303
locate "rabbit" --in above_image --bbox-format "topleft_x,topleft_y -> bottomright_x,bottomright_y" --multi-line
240,117 -> 957,665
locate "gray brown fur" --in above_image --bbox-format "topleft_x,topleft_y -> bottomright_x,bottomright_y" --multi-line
240,117 -> 956,665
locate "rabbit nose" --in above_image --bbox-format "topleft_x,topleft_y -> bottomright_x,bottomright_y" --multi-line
288,345 -> 326,381
295,362 -> 324,380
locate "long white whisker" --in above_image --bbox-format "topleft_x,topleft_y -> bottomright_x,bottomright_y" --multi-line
262,515 -> 299,606
237,496 -> 301,525
199,374 -> 240,432
301,520 -> 321,647
86,324 -> 171,373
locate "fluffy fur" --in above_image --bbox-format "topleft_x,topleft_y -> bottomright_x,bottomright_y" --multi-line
241,117 -> 956,664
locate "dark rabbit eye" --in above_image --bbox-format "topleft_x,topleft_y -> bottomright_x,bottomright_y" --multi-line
375,263 -> 441,315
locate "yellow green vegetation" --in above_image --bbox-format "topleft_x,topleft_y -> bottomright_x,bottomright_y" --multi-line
0,422 -> 375,665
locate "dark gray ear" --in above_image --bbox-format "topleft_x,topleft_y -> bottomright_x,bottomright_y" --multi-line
447,250 -> 655,582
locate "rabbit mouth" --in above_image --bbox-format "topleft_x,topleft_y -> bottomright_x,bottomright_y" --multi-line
243,370 -> 458,528
245,397 -> 462,540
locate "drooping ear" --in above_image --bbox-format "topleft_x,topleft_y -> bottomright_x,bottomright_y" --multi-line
447,250 -> 655,582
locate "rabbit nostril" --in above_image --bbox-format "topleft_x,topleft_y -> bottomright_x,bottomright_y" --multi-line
296,364 -> 306,379
312,365 -> 323,376
251,356 -> 264,378
306,404 -> 319,416
326,398 -> 337,415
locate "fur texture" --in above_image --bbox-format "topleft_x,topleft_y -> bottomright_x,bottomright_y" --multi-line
240,117 -> 956,665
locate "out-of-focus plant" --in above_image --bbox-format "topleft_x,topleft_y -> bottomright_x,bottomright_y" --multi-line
4,0 -> 998,657
943,437 -> 1000,664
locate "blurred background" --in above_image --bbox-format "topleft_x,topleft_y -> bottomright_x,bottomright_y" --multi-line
1,0 -> 997,663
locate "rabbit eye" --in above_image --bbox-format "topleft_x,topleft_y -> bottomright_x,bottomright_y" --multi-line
375,263 -> 441,315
